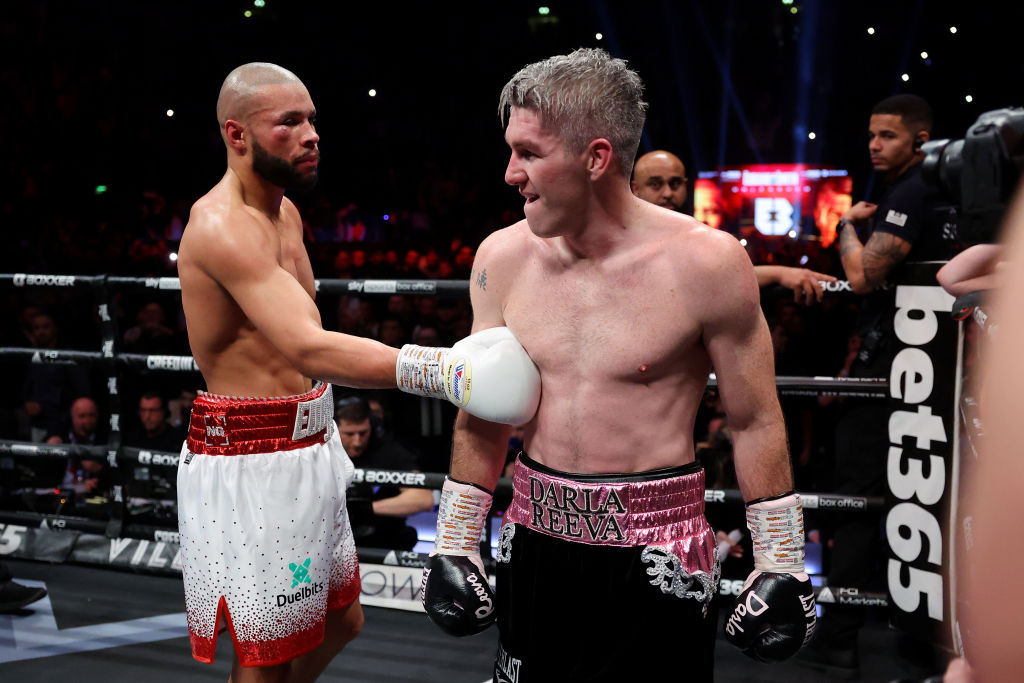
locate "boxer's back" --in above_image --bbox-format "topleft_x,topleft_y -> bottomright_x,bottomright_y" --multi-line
178,176 -> 314,397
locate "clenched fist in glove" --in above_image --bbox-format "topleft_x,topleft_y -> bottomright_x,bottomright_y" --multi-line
397,326 -> 541,425
724,491 -> 816,662
420,477 -> 496,636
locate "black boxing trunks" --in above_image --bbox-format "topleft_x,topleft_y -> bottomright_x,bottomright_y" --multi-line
494,454 -> 719,682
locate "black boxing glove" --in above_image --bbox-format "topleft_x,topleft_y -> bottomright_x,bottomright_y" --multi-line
420,477 -> 495,636
724,491 -> 816,662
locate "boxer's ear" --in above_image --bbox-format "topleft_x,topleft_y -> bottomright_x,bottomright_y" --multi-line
585,138 -> 614,180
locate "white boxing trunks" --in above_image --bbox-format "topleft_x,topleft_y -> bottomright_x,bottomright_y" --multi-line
176,382 -> 359,667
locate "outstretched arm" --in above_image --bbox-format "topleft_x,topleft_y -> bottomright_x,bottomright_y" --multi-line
754,265 -> 837,304
449,235 -> 516,489
191,208 -> 399,387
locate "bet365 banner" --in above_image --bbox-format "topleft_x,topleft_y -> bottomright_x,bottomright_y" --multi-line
885,262 -> 959,649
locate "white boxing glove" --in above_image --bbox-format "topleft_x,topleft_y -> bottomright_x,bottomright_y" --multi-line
396,326 -> 540,425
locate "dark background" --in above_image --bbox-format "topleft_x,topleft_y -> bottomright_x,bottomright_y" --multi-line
2,0 -> 1021,257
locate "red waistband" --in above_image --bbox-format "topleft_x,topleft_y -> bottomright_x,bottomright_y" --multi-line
186,382 -> 335,455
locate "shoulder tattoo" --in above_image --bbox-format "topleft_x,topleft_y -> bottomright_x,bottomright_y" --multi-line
475,268 -> 487,291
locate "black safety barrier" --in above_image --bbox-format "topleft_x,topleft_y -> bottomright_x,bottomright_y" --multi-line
0,443 -> 887,514
0,347 -> 200,372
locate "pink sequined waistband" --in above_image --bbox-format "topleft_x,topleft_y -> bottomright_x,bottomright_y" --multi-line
505,454 -> 709,547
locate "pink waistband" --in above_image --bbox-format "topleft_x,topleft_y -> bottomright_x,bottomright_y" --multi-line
505,455 -> 709,547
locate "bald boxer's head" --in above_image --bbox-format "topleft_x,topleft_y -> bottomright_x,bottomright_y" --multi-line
632,151 -> 688,211
498,48 -> 648,178
217,62 -> 319,190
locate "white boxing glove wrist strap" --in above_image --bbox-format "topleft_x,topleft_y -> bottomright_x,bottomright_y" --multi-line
746,493 -> 806,574
397,344 -> 449,399
435,477 -> 492,556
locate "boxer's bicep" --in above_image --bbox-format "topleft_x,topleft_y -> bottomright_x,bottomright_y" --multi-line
703,267 -> 778,433
701,240 -> 791,498
200,215 -> 324,362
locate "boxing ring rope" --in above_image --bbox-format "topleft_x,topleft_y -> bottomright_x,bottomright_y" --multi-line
0,271 -> 889,610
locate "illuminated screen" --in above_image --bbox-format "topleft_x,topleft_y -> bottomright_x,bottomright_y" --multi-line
695,165 -> 852,247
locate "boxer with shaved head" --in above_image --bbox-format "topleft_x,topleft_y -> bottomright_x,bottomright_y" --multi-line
176,62 -> 539,682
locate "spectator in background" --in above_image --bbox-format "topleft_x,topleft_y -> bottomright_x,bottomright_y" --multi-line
121,301 -> 177,354
42,396 -> 108,497
377,316 -> 407,348
434,299 -> 465,346
799,93 -> 955,679
167,389 -> 197,431
337,398 -> 433,550
20,313 -> 91,442
631,150 -> 688,211
411,324 -> 441,348
46,396 -> 102,445
333,250 -> 353,278
123,391 -> 185,452
15,305 -> 43,346
693,178 -> 724,230
813,176 -> 854,248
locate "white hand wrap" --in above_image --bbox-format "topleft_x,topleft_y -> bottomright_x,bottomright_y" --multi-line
746,493 -> 806,575
396,345 -> 450,400
435,478 -> 493,574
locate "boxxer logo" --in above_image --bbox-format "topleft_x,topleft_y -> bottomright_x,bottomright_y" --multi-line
822,280 -> 853,292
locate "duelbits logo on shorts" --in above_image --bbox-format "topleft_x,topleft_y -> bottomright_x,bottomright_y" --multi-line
276,557 -> 325,608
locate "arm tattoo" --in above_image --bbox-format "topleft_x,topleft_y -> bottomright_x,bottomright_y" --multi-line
862,232 -> 912,288
838,223 -> 860,259
474,268 -> 488,291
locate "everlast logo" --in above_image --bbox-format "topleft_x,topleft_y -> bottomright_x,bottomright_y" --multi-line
276,581 -> 324,607
496,643 -> 522,683
13,274 -> 76,287
528,476 -> 627,542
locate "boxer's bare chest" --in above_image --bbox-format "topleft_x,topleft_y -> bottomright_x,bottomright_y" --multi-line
503,248 -> 705,384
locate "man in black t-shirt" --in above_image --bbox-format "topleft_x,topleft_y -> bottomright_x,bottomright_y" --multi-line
799,94 -> 957,678
336,397 -> 434,550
